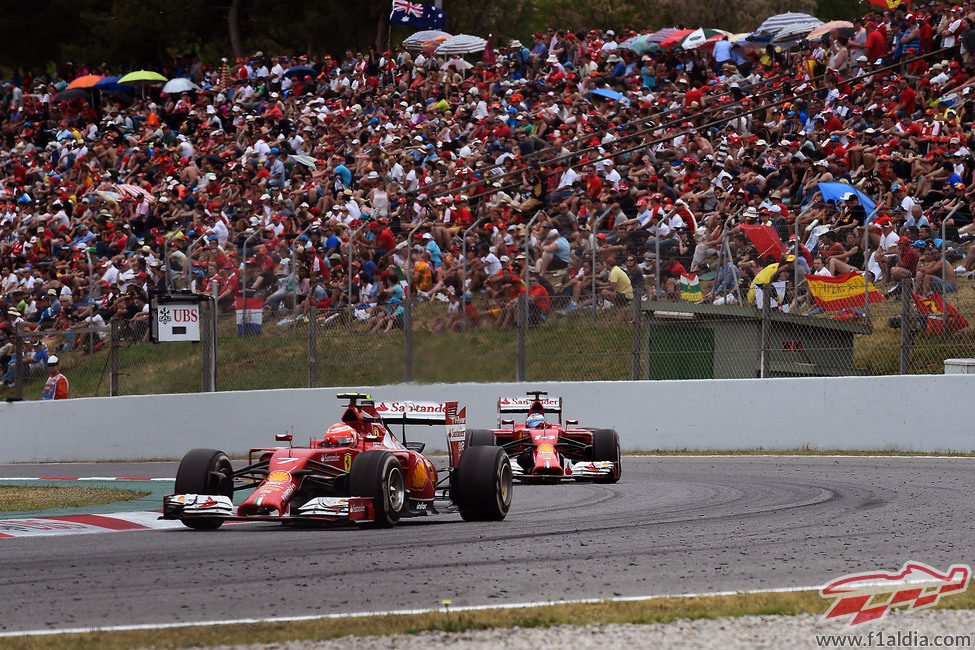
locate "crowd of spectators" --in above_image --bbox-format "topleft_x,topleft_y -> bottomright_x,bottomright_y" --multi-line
3,2 -> 975,388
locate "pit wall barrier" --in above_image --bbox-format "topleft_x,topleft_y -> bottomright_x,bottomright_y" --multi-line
2,375 -> 972,463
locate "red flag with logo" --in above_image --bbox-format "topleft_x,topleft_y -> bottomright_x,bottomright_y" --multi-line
912,292 -> 968,334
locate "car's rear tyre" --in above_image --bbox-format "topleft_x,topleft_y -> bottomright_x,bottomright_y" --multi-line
465,429 -> 496,447
453,446 -> 512,521
591,429 -> 621,484
174,448 -> 234,530
349,451 -> 405,528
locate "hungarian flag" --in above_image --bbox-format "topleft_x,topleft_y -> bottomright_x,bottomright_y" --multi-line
912,292 -> 968,334
805,272 -> 884,311
236,296 -> 263,336
680,274 -> 702,301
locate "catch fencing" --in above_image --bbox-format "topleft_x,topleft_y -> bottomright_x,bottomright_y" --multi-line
4,263 -> 974,401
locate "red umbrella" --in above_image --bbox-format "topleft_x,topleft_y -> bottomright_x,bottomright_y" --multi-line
66,74 -> 104,90
659,29 -> 695,49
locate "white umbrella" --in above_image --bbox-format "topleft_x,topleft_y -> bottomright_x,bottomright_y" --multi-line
162,78 -> 202,94
680,28 -> 732,50
402,30 -> 452,52
445,56 -> 473,71
751,12 -> 823,42
436,34 -> 488,56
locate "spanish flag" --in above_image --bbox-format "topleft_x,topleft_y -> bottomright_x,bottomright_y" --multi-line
805,272 -> 884,311
680,274 -> 703,301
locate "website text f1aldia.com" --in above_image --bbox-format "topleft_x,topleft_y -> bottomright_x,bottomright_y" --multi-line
816,630 -> 972,648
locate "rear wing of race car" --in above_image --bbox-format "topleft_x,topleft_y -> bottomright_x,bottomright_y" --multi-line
373,400 -> 467,467
497,393 -> 563,424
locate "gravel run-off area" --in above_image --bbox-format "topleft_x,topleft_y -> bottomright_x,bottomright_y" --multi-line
204,608 -> 974,650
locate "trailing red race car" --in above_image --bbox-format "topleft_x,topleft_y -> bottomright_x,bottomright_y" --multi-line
464,391 -> 621,483
162,393 -> 513,529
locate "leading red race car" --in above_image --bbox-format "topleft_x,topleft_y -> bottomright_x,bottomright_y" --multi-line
464,391 -> 621,483
162,393 -> 513,529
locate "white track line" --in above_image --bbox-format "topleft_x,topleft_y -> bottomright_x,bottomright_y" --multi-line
0,477 -> 173,481
0,585 -> 820,638
628,454 -> 975,459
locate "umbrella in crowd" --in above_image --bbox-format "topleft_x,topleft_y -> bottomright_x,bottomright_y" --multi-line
282,65 -> 317,78
659,28 -> 696,49
646,27 -> 680,44
89,190 -> 122,203
421,35 -> 451,54
806,20 -> 855,40
288,154 -> 318,170
118,70 -> 167,84
402,29 -> 451,51
436,34 -> 488,56
679,28 -> 731,49
93,76 -> 128,90
750,12 -> 823,42
585,88 -> 631,106
620,33 -> 659,55
162,78 -> 201,94
113,184 -> 155,202
445,56 -> 473,71
66,74 -> 104,90
51,88 -> 90,102
818,182 -> 878,216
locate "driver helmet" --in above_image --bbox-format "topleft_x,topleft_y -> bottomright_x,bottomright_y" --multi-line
526,413 -> 547,429
323,423 -> 357,447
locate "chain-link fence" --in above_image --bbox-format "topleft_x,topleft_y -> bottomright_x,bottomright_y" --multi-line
5,267 -> 975,401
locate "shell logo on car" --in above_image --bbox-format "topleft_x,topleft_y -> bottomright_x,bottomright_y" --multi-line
266,470 -> 292,484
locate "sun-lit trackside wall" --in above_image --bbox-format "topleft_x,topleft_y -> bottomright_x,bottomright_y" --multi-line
1,375 -> 971,462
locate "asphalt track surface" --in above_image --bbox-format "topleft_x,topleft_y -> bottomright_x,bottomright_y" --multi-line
0,456 -> 972,634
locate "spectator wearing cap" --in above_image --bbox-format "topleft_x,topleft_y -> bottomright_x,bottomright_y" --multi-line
889,236 -> 920,282
41,355 -> 68,400
535,228 -> 570,275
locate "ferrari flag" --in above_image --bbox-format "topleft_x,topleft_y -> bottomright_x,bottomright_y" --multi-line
912,292 -> 968,334
680,274 -> 702,301
863,0 -> 907,10
805,272 -> 884,311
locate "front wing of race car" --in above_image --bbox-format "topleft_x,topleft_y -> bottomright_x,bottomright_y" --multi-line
510,461 -> 617,479
162,493 -> 377,523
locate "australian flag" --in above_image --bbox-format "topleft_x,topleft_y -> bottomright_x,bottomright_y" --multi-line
390,0 -> 445,29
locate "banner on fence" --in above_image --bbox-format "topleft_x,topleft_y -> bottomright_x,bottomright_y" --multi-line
805,272 -> 884,311
236,296 -> 263,335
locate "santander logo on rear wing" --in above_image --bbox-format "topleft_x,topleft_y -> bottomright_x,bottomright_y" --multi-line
820,561 -> 971,626
497,397 -> 563,414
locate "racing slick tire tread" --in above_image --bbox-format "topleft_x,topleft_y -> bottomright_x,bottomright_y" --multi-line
465,429 -> 496,447
349,451 -> 406,528
453,446 -> 513,521
174,448 -> 234,530
591,429 -> 622,484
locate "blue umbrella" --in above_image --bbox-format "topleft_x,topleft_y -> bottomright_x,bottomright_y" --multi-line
283,65 -> 317,78
621,34 -> 659,55
750,12 -> 822,42
585,88 -> 631,107
817,182 -> 877,218
92,76 -> 132,92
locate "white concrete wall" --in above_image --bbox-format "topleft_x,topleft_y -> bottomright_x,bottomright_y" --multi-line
2,375 -> 972,462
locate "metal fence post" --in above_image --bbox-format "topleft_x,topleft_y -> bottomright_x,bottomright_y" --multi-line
760,284 -> 771,378
13,322 -> 24,401
308,304 -> 318,387
516,292 -> 527,382
900,277 -> 912,375
110,319 -> 119,396
631,283 -> 642,380
404,298 -> 413,382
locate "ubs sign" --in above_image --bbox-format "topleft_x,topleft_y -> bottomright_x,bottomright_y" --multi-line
155,302 -> 201,342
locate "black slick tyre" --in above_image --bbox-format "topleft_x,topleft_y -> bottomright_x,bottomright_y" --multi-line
348,451 -> 405,528
453,446 -> 513,521
465,429 -> 496,447
591,429 -> 621,484
174,448 -> 234,530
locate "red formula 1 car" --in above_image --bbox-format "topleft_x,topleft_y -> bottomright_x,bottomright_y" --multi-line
162,393 -> 512,529
464,391 -> 621,483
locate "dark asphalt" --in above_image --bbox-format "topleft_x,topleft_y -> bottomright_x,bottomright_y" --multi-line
0,456 -> 972,634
